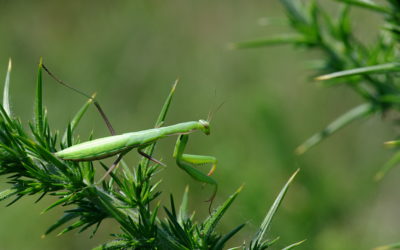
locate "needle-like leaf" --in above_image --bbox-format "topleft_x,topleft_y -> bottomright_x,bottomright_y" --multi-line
282,239 -> 307,250
44,213 -> 80,236
62,93 -> 95,144
295,103 -> 376,155
375,150 -> 400,181
212,224 -> 245,250
250,169 -> 299,248
178,185 -> 189,224
0,188 -> 17,202
3,58 -> 12,116
140,79 -> 178,167
35,58 -> 44,136
336,0 -> 391,14
93,240 -> 131,250
316,62 -> 400,81
202,185 -> 243,238
230,35 -> 306,49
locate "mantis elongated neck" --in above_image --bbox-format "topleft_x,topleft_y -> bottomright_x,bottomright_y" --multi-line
160,121 -> 204,136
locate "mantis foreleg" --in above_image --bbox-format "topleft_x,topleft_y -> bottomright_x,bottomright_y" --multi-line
179,154 -> 217,176
173,134 -> 217,210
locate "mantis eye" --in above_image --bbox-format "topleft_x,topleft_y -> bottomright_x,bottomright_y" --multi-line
199,120 -> 210,135
199,119 -> 209,127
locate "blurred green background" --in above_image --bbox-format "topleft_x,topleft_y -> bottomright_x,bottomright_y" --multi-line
0,1 -> 398,249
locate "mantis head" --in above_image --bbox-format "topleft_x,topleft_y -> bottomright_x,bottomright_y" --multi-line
199,119 -> 210,135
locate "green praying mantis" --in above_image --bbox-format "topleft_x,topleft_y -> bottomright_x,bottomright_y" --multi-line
43,65 -> 218,203
55,120 -> 218,186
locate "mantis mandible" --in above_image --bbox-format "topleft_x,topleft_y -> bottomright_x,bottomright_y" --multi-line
43,65 -> 218,204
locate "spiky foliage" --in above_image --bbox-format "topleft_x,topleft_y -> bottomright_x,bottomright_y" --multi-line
0,60 -> 302,249
233,1 -> 400,249
233,0 -> 400,180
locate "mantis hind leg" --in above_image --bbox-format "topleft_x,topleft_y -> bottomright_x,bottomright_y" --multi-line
173,134 -> 218,211
138,148 -> 166,167
97,150 -> 130,183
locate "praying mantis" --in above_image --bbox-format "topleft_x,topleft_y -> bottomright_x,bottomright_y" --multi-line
55,120 -> 218,187
43,65 -> 218,203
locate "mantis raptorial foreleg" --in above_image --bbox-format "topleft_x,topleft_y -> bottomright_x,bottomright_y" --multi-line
179,154 -> 217,176
173,134 -> 217,208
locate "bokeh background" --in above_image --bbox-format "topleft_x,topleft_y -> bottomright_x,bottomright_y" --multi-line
0,1 -> 398,249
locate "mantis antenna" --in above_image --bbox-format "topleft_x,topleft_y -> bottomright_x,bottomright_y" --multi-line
207,101 -> 225,123
42,64 -> 116,136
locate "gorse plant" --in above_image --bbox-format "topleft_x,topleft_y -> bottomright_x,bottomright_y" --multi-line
233,0 -> 400,248
0,59 -> 303,249
233,0 -> 400,180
